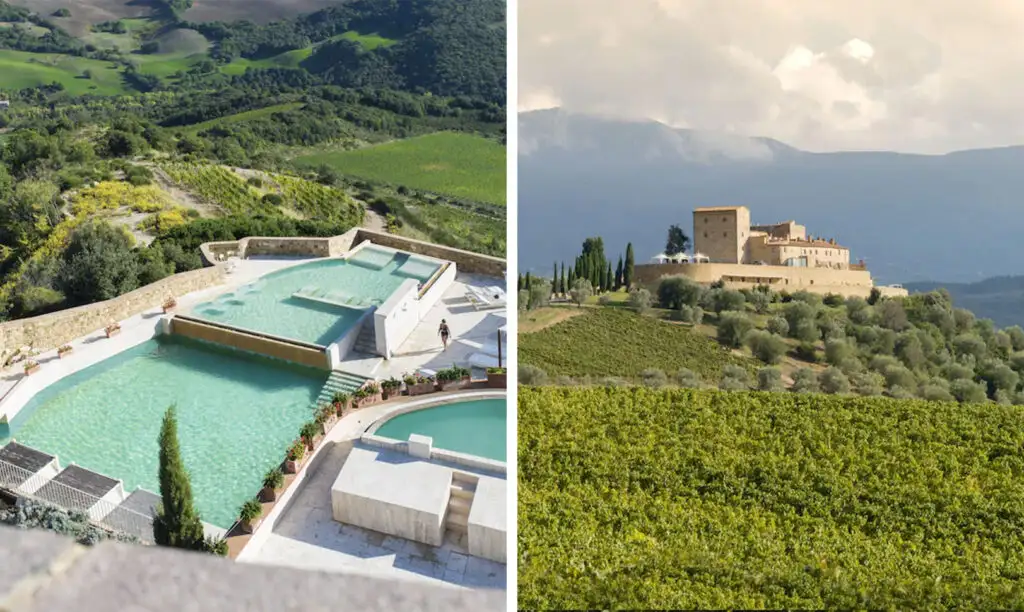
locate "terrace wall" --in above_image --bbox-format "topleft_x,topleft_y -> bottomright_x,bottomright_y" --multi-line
354,230 -> 506,277
170,316 -> 330,370
0,266 -> 225,354
198,228 -> 505,278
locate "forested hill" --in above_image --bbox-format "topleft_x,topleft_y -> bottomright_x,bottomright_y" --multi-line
189,0 -> 506,105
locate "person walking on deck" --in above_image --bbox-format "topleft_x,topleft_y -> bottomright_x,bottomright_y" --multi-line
438,319 -> 451,351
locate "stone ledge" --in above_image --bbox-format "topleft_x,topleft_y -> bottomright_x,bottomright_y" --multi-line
0,526 -> 505,612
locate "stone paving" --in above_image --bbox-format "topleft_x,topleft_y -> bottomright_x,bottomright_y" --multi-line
242,441 -> 507,591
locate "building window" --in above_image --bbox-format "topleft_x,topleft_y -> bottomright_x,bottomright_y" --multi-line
722,217 -> 727,222
723,232 -> 727,237
703,231 -> 708,238
704,218 -> 708,224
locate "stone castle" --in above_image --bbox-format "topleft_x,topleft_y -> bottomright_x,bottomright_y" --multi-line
636,205 -> 907,298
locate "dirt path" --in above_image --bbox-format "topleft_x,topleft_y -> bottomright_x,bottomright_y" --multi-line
147,165 -> 223,217
363,209 -> 387,232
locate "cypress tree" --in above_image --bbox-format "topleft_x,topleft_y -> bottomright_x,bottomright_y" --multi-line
153,405 -> 206,551
525,272 -> 532,292
624,243 -> 635,289
568,267 -> 576,291
559,262 -> 566,295
553,262 -> 558,296
517,274 -> 523,292
605,262 -> 613,293
615,256 -> 624,290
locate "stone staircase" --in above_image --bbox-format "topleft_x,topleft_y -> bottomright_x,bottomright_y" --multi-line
352,322 -> 379,356
444,472 -> 478,547
315,370 -> 370,406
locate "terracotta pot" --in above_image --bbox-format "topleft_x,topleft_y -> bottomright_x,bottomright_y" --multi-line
106,329 -> 121,338
439,376 -> 471,392
284,458 -> 302,474
320,414 -> 338,435
486,373 -> 507,389
241,517 -> 262,534
23,365 -> 39,376
333,401 -> 350,417
381,387 -> 400,400
407,382 -> 436,396
260,486 -> 279,503
304,433 -> 323,451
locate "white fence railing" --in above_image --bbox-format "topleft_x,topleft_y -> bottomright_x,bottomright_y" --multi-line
0,457 -> 154,541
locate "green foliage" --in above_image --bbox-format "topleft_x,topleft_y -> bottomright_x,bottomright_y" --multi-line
716,311 -> 754,349
756,366 -> 785,391
519,364 -> 548,386
56,221 -> 140,306
0,499 -> 139,546
744,329 -> 787,364
657,276 -> 701,310
520,308 -> 755,382
718,364 -> 750,391
518,386 -> 1024,609
627,287 -> 652,313
153,405 -> 207,551
569,278 -> 592,307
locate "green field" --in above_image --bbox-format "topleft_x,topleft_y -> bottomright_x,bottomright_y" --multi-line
339,30 -> 397,50
296,132 -> 506,205
519,307 -> 753,381
178,103 -> 305,133
519,386 -> 1024,609
0,50 -> 127,96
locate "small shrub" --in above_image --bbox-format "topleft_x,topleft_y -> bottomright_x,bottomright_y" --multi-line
239,498 -> 263,522
850,371 -> 885,396
756,367 -> 785,392
640,368 -> 668,388
795,342 -> 819,362
745,329 -> 787,364
719,364 -> 751,391
519,364 -> 548,386
717,312 -> 754,349
628,288 -> 652,313
262,467 -> 284,490
819,367 -> 851,394
597,294 -> 612,305
766,316 -> 789,336
791,368 -> 819,393
823,293 -> 845,307
674,368 -> 703,389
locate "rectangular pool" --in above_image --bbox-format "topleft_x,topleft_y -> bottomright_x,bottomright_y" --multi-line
0,336 -> 325,528
188,253 -> 441,346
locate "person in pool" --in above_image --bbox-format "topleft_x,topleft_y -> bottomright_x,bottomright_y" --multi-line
438,319 -> 451,351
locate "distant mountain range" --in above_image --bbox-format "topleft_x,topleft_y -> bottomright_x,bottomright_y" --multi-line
519,109 -> 1024,285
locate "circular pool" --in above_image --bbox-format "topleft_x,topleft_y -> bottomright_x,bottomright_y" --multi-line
369,396 -> 506,462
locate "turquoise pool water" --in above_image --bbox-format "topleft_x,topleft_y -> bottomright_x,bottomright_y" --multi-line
372,398 -> 506,461
0,337 -> 325,528
189,252 -> 441,346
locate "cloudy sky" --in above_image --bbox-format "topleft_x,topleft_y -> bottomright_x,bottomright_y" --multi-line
519,0 -> 1024,153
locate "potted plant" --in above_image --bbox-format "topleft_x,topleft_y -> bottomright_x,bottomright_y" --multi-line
486,366 -> 507,388
300,421 -> 322,451
405,373 -> 436,397
57,345 -> 73,359
238,498 -> 263,534
162,296 -> 177,313
105,323 -> 121,338
436,366 -> 472,391
284,440 -> 306,474
260,467 -> 284,503
315,402 -> 338,434
363,381 -> 382,403
331,391 -> 350,417
23,360 -> 39,376
380,377 -> 401,400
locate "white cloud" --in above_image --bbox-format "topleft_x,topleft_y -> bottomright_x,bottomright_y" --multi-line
519,0 -> 1024,153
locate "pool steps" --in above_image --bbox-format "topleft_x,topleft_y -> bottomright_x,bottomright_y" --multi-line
315,370 -> 371,406
444,472 -> 478,538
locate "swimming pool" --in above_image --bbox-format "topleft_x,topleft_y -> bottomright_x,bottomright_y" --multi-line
189,250 -> 442,346
0,336 -> 325,528
371,398 -> 506,462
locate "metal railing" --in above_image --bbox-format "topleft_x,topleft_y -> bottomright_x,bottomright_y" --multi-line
0,457 -> 154,542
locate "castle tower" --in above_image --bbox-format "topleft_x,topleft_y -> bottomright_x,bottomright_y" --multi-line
693,206 -> 750,264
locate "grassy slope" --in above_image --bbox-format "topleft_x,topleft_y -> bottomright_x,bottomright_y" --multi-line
219,29 -> 396,76
519,307 -> 755,380
177,102 -> 305,133
296,132 -> 507,206
0,49 -> 126,95
519,385 -> 1024,609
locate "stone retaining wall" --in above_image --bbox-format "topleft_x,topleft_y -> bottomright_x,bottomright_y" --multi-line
0,266 -> 225,354
353,230 -> 506,277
